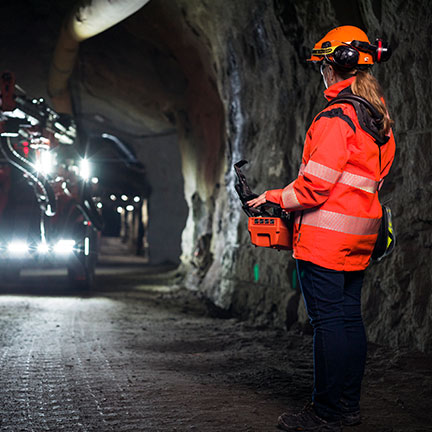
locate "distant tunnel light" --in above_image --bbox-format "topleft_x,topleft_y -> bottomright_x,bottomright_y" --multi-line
110,194 -> 117,201
96,202 -> 103,209
126,205 -> 134,212
7,241 -> 29,256
84,237 -> 90,256
116,206 -> 124,214
133,196 -> 140,203
91,177 -> 99,184
121,194 -> 128,201
53,239 -> 76,255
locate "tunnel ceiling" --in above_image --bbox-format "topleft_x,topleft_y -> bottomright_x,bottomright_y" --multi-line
0,0 -> 225,173
0,0 -> 194,140
76,6 -> 189,137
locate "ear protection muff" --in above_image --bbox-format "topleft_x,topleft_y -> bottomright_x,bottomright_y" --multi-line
351,38 -> 392,63
319,40 -> 360,69
329,45 -> 360,69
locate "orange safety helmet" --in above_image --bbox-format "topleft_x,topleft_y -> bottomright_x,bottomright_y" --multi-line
308,25 -> 391,69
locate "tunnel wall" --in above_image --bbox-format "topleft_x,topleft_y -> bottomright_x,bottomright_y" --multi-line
133,134 -> 188,264
164,0 -> 432,352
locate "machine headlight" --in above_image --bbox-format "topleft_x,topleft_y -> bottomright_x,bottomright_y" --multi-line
35,150 -> 54,175
79,159 -> 91,181
53,239 -> 76,255
7,241 -> 29,256
37,242 -> 50,254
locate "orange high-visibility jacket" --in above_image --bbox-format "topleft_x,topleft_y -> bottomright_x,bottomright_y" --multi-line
267,77 -> 395,271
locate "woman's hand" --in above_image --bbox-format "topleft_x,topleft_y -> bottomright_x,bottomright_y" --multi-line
247,192 -> 267,208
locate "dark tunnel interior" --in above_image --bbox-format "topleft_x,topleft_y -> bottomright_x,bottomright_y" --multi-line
0,0 -> 431,430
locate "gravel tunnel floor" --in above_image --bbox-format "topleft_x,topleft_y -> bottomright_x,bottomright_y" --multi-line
0,261 -> 431,432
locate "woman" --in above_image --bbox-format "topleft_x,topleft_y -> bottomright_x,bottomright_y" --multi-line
248,26 -> 395,432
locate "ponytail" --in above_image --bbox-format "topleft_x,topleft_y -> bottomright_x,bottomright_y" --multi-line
333,66 -> 393,137
351,70 -> 393,137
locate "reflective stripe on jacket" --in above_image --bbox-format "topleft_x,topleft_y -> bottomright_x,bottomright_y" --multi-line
267,76 -> 395,271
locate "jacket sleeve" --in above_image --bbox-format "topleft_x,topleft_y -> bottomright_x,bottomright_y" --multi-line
267,110 -> 354,211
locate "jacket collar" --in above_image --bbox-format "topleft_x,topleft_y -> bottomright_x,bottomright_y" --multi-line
324,76 -> 356,101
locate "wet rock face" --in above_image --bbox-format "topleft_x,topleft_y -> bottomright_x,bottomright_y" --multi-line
156,0 -> 432,352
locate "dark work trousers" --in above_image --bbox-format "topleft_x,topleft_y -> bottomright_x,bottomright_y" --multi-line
296,259 -> 367,421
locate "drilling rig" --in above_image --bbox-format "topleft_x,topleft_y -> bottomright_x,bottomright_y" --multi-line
0,71 -> 103,289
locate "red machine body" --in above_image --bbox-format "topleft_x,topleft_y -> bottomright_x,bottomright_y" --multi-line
0,71 -> 102,288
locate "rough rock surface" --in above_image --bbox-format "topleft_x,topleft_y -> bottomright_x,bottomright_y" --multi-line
148,0 -> 432,352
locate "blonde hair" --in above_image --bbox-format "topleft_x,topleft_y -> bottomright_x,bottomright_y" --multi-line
334,67 -> 393,137
351,70 -> 393,136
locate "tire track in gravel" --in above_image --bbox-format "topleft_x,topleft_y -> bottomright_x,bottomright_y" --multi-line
0,298 -> 90,432
1,267 -> 431,432
70,305 -> 132,431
